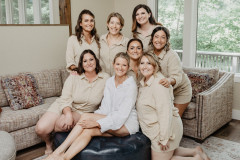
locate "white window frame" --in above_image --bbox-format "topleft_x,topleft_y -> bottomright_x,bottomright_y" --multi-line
148,0 -> 198,68
1,0 -> 55,24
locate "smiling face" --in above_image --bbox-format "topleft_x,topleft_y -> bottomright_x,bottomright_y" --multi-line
153,30 -> 167,52
113,57 -> 129,78
82,53 -> 96,73
127,40 -> 143,60
139,56 -> 155,81
135,8 -> 151,26
107,17 -> 122,35
80,14 -> 95,33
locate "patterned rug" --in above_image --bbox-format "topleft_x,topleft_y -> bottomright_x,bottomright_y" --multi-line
34,136 -> 240,160
180,136 -> 240,160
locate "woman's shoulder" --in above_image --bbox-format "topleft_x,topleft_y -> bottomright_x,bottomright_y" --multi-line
98,71 -> 110,80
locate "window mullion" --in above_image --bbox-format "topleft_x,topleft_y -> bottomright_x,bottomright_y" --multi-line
5,0 -> 13,24
33,0 -> 41,24
0,0 -> 2,24
49,0 -> 54,24
182,0 -> 198,67
18,0 -> 26,24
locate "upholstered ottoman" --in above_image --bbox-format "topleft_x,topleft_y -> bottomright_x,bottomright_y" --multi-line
54,132 -> 151,160
0,131 -> 16,160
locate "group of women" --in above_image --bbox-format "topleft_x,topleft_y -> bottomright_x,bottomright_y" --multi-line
35,4 -> 209,160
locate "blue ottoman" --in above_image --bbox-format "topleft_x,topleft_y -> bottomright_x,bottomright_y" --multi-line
54,132 -> 151,160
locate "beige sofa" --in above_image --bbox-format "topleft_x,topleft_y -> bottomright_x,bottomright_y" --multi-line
0,68 -> 69,151
182,67 -> 234,141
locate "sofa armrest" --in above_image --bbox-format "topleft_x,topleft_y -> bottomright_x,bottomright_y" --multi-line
195,72 -> 234,139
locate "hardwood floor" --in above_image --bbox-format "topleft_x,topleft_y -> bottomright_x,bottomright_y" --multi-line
16,120 -> 240,160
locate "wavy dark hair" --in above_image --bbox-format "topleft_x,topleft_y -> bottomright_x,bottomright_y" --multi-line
77,49 -> 102,75
132,4 -> 162,38
149,26 -> 171,51
127,38 -> 144,50
75,9 -> 100,49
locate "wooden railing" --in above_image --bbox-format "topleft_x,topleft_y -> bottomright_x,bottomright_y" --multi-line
175,50 -> 240,73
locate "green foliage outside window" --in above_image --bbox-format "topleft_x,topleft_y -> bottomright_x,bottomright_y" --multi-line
157,0 -> 240,53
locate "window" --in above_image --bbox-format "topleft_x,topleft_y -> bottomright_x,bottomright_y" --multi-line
157,0 -> 184,50
0,0 -> 53,24
156,0 -> 240,73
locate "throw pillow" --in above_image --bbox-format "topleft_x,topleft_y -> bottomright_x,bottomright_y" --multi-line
187,72 -> 215,102
1,74 -> 44,110
183,67 -> 219,84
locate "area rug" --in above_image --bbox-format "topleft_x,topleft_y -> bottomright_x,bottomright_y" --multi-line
34,136 -> 240,160
180,136 -> 240,160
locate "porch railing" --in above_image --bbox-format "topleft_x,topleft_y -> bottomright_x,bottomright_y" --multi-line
175,50 -> 240,73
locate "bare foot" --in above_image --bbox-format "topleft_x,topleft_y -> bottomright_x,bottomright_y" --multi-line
195,146 -> 211,160
194,154 -> 204,160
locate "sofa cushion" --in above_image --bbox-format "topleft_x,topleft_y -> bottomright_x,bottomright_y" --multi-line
183,67 -> 219,84
0,76 -> 9,107
1,74 -> 44,110
0,97 -> 57,132
182,102 -> 196,120
32,69 -> 62,99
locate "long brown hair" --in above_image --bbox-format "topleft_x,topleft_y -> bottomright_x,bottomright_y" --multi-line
75,9 -> 100,49
132,4 -> 162,38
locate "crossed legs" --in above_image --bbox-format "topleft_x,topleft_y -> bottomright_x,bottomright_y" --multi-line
45,113 -> 129,160
35,111 -> 81,155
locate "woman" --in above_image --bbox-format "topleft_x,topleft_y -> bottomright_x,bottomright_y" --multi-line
100,12 -> 129,76
45,52 -> 139,160
137,53 -> 209,160
132,4 -> 162,52
126,38 -> 144,84
66,9 -> 100,72
36,49 -> 109,155
149,26 -> 192,117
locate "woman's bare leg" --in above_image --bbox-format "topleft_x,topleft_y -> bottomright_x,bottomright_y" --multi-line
35,112 -> 59,155
173,147 -> 209,160
151,149 -> 174,160
52,112 -> 82,155
63,128 -> 103,160
174,103 -> 190,117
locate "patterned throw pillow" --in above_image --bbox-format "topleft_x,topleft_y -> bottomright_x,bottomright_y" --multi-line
187,72 -> 215,102
1,74 -> 44,110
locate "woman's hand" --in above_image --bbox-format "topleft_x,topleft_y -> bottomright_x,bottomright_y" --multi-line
159,78 -> 171,88
62,113 -> 74,131
78,119 -> 99,129
159,141 -> 170,151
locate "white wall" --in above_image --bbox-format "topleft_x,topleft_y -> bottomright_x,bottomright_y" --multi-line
0,25 -> 69,75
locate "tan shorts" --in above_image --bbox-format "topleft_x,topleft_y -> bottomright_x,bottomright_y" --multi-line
151,116 -> 183,153
174,83 -> 192,104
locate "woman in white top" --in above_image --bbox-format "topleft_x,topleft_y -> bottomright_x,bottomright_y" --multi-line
66,9 -> 100,72
137,53 -> 209,160
132,4 -> 162,52
100,12 -> 129,76
45,52 -> 139,160
36,49 -> 109,155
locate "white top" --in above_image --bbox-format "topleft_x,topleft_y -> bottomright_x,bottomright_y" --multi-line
94,76 -> 138,133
